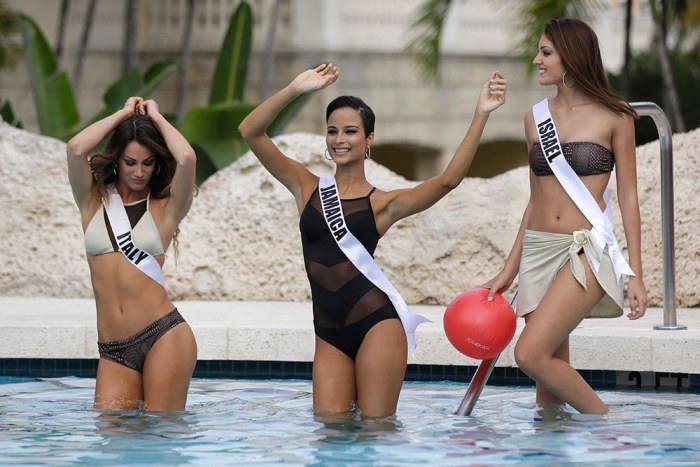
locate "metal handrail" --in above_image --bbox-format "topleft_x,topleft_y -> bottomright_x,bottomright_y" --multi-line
456,102 -> 684,416
630,102 -> 685,330
456,293 -> 516,416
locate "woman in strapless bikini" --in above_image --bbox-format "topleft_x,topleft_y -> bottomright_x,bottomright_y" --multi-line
482,18 -> 649,415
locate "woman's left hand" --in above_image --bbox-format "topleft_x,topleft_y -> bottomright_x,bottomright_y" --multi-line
138,99 -> 161,118
626,276 -> 649,320
476,70 -> 507,116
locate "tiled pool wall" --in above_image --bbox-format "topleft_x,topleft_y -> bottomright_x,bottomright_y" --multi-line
0,359 -> 698,390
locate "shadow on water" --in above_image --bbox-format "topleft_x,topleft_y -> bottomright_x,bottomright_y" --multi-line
309,410 -> 407,465
82,410 -> 200,465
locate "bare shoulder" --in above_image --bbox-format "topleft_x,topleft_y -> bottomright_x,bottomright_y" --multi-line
523,108 -> 537,144
367,186 -> 397,213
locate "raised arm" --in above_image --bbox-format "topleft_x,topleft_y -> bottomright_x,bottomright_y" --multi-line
612,113 -> 649,319
66,97 -> 139,213
376,71 -> 507,231
140,99 -> 196,223
238,64 -> 339,208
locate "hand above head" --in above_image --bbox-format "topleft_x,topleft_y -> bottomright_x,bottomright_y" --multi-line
476,70 -> 507,117
123,96 -> 143,115
626,276 -> 649,320
289,63 -> 339,94
138,99 -> 161,119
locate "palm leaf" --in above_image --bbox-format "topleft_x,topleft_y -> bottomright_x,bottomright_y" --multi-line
511,0 -> 605,72
86,60 -> 177,125
209,1 -> 252,105
17,14 -> 79,140
404,0 -> 455,83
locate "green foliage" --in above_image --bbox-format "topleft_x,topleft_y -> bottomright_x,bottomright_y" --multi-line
0,99 -> 22,128
182,1 -> 310,184
87,60 -> 177,125
17,14 -> 79,140
404,0 -> 454,83
209,1 -> 252,104
511,0 -> 604,73
0,1 -> 21,70
15,14 -> 175,141
609,47 -> 700,144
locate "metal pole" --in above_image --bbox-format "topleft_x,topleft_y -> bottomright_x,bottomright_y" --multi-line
455,355 -> 498,416
630,102 -> 685,330
456,103 -> 684,415
456,294 -> 517,416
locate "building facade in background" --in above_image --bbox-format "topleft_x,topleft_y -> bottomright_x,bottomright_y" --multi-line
1,0 -> 654,179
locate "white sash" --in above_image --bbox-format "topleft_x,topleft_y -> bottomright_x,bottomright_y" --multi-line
104,184 -> 166,288
318,176 -> 430,354
532,98 -> 634,283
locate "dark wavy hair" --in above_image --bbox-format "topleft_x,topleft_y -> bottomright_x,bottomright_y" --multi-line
325,95 -> 376,136
544,18 -> 637,118
89,115 -> 176,200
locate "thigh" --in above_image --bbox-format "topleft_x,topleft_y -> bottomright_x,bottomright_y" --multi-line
94,358 -> 143,410
519,256 -> 605,356
313,337 -> 357,414
355,319 -> 407,418
142,323 -> 197,411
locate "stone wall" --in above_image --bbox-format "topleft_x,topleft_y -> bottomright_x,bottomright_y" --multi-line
1,122 -> 698,307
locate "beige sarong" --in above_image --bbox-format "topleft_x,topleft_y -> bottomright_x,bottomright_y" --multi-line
517,229 -> 624,319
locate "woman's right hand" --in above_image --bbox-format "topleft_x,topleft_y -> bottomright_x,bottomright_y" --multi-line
480,269 -> 515,301
289,63 -> 339,94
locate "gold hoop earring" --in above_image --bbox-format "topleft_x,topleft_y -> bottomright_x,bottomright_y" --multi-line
365,147 -> 371,160
563,70 -> 575,88
324,148 -> 332,161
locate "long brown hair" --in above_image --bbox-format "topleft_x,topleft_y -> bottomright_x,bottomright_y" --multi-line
89,115 -> 184,256
89,115 -> 176,201
544,18 -> 637,118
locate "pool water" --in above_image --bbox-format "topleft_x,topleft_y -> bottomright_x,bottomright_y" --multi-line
1,378 -> 699,465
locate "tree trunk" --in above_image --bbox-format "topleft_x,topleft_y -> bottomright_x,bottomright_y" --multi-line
73,0 -> 97,91
621,0 -> 632,98
123,0 -> 139,74
175,0 -> 195,126
258,0 -> 282,101
651,0 -> 686,131
55,0 -> 70,66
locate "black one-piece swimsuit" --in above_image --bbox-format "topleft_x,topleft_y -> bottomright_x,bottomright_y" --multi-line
299,186 -> 400,360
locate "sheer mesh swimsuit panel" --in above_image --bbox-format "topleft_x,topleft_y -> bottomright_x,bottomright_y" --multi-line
84,197 -> 177,373
529,141 -> 615,176
84,196 -> 164,256
299,187 -> 400,360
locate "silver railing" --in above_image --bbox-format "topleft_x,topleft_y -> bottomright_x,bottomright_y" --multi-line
456,102 -> 684,416
630,102 -> 685,331
456,294 -> 516,416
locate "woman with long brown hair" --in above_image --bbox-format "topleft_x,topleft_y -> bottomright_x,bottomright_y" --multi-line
483,18 -> 648,414
67,97 -> 197,411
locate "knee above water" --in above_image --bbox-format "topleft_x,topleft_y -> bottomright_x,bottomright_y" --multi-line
513,342 -> 545,373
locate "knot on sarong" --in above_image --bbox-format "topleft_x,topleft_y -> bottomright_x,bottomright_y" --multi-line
568,229 -> 601,291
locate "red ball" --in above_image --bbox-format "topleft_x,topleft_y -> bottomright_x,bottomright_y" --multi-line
443,288 -> 517,360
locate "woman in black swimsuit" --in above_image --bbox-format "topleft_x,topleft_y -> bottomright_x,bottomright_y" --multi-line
482,18 -> 649,414
239,64 -> 506,417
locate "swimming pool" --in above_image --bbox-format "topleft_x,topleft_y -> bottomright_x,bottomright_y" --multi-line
1,378 -> 699,465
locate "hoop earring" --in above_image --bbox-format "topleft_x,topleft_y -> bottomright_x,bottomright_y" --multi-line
365,147 -> 371,160
155,163 -> 161,175
113,163 -> 118,175
324,148 -> 332,161
563,70 -> 575,88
